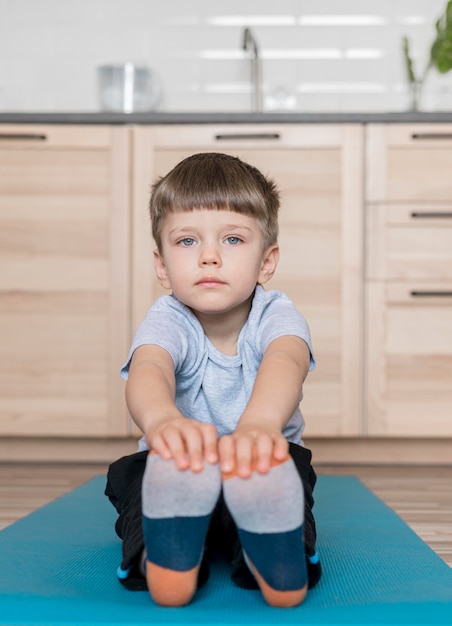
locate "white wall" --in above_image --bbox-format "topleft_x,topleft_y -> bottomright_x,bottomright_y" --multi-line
0,0 -> 450,113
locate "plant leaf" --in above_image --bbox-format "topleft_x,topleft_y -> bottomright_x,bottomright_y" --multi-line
430,0 -> 452,73
402,36 -> 417,83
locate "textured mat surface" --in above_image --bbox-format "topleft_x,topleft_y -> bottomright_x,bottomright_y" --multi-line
1,475 -> 452,625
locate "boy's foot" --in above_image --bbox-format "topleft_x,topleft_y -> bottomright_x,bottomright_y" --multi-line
223,455 -> 308,608
142,453 -> 221,606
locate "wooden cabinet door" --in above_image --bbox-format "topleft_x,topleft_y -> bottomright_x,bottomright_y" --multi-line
366,124 -> 452,439
366,124 -> 452,202
132,124 -> 364,436
366,283 -> 452,436
367,204 -> 452,281
0,125 -> 131,437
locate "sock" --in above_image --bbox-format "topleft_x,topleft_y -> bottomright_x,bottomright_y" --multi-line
222,456 -> 307,593
141,454 -> 221,573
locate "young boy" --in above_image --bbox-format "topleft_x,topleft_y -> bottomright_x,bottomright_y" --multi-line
105,152 -> 321,608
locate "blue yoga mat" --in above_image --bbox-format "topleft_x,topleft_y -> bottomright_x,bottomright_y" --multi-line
1,475 -> 452,626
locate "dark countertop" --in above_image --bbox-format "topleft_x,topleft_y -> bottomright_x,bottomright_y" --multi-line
1,111 -> 452,125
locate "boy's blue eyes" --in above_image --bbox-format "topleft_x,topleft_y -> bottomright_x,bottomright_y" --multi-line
177,236 -> 242,246
225,236 -> 242,245
179,238 -> 196,247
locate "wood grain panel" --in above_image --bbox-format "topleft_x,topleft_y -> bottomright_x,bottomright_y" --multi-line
366,282 -> 452,436
0,126 -> 131,438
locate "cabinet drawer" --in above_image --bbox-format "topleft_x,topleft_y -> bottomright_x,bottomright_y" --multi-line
366,282 -> 452,437
367,124 -> 452,202
0,124 -> 111,149
367,204 -> 452,280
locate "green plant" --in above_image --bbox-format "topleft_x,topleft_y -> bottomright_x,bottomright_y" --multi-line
430,0 -> 452,73
402,0 -> 452,94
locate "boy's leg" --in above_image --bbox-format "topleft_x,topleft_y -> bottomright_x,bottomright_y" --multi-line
222,455 -> 308,608
142,453 -> 221,606
289,443 -> 322,589
105,450 -> 149,591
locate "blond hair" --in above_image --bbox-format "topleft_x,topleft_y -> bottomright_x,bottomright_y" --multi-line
149,152 -> 280,252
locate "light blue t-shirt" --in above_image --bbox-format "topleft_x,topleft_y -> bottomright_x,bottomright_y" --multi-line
121,285 -> 315,450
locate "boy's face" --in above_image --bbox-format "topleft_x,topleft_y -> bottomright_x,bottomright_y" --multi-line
154,208 -> 279,317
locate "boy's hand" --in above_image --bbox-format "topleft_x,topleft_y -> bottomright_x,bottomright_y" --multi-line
146,417 -> 219,472
218,424 -> 289,479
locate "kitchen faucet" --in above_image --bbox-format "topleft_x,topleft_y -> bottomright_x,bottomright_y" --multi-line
242,27 -> 262,113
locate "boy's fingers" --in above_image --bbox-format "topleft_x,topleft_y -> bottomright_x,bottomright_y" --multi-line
183,423 -> 220,471
148,434 -> 173,461
201,424 -> 219,464
219,434 -> 254,478
254,433 -> 273,473
179,425 -> 206,472
235,435 -> 254,478
221,431 -> 289,476
156,424 -> 191,470
272,435 -> 290,461
218,435 -> 236,474
147,419 -> 219,472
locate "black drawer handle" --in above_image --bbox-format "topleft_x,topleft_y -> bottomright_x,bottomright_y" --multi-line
215,133 -> 280,141
0,133 -> 47,141
410,290 -> 452,297
411,133 -> 452,140
411,211 -> 452,218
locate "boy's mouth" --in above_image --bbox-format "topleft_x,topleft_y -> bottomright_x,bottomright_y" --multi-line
196,276 -> 225,287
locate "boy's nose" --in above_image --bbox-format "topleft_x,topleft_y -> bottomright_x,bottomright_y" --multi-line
199,244 -> 222,266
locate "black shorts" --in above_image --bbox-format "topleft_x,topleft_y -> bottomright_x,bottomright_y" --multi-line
105,443 -> 321,591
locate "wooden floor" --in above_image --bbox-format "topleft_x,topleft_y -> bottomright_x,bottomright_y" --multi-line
0,462 -> 451,568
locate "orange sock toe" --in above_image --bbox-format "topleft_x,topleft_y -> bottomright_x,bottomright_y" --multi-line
145,561 -> 199,607
244,555 -> 307,608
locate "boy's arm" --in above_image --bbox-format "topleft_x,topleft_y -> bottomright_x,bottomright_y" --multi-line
126,344 -> 218,471
219,335 -> 310,478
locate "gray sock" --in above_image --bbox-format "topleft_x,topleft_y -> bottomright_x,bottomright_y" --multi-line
142,454 -> 221,571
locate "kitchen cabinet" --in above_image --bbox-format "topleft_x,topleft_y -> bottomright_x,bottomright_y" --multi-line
365,125 -> 452,436
0,125 -> 131,437
1,118 -> 450,462
132,124 -> 364,437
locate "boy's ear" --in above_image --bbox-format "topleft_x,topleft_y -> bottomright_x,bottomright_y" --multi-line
257,244 -> 280,285
153,250 -> 172,290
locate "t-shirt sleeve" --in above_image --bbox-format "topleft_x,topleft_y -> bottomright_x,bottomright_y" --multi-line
256,293 -> 315,371
120,306 -> 190,380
